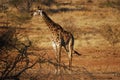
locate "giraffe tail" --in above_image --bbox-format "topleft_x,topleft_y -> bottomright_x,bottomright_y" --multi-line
74,50 -> 81,56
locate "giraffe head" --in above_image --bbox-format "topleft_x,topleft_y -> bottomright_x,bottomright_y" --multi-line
33,6 -> 45,16
33,9 -> 43,16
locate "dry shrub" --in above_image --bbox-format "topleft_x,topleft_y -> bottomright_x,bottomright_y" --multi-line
0,27 -> 16,51
0,26 -> 38,80
99,0 -> 120,10
100,24 -> 120,46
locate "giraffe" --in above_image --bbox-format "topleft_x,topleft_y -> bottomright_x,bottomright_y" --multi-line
33,8 -> 80,69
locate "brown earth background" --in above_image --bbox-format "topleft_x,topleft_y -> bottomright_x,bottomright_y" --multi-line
0,0 -> 120,80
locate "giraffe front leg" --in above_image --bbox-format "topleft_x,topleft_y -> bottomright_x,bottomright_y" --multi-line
52,41 -> 62,64
52,41 -> 60,62
57,43 -> 62,65
52,41 -> 62,74
52,41 -> 57,54
68,50 -> 72,68
55,42 -> 62,73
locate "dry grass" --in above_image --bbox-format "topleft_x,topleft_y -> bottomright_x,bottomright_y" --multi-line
99,24 -> 120,46
0,0 -> 120,79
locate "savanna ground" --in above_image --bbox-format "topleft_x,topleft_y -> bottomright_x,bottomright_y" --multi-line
0,0 -> 120,80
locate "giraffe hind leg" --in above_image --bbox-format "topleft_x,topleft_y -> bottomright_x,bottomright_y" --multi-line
68,39 -> 73,68
68,46 -> 72,68
63,45 -> 69,52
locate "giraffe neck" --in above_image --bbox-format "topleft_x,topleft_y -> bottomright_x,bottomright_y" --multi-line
41,12 -> 56,30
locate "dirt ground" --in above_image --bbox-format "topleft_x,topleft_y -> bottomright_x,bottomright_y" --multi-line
0,0 -> 120,79
17,27 -> 120,80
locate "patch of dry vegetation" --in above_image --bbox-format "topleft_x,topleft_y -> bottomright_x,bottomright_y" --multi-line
0,0 -> 120,79
100,24 -> 120,46
99,0 -> 120,10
